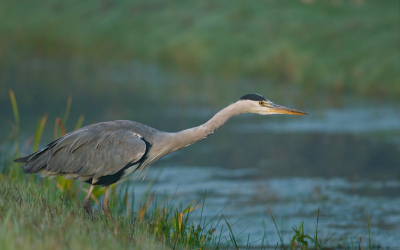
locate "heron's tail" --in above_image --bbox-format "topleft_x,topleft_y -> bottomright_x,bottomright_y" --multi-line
14,155 -> 31,163
14,147 -> 51,174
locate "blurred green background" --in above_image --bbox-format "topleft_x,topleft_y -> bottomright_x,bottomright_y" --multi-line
0,0 -> 399,178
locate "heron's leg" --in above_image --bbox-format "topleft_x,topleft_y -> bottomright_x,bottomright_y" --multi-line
103,185 -> 113,221
83,184 -> 95,217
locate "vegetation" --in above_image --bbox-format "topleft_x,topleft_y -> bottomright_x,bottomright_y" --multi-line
0,180 -> 169,250
1,0 -> 399,113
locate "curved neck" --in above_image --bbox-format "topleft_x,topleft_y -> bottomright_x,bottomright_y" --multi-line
163,101 -> 245,154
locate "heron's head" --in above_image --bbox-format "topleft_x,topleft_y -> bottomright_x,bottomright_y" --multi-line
237,94 -> 308,115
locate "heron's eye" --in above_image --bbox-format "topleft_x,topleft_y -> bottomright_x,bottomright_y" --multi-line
259,101 -> 264,105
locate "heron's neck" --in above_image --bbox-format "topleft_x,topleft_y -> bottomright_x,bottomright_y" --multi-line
164,102 -> 245,154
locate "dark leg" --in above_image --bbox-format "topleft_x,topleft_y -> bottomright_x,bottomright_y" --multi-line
83,184 -> 95,217
103,185 -> 113,221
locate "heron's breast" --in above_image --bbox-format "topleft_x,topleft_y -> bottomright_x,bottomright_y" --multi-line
122,163 -> 140,178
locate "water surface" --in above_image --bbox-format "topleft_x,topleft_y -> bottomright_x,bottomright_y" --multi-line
128,106 -> 400,247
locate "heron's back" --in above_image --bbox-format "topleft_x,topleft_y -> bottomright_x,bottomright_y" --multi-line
15,120 -> 162,183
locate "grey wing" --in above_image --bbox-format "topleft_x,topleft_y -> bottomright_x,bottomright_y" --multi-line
44,129 -> 146,179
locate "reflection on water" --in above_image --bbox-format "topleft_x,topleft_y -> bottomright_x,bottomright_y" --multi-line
131,165 -> 400,247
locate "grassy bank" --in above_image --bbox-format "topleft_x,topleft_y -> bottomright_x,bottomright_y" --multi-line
1,153 -> 243,250
1,0 -> 399,101
0,179 -> 171,250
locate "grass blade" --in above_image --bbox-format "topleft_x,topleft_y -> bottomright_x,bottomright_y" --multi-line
316,208 -> 319,249
9,89 -> 20,154
199,189 -> 207,226
63,94 -> 72,124
32,114 -> 48,152
54,118 -> 66,139
9,90 -> 20,126
367,213 -> 372,250
268,208 -> 284,249
139,192 -> 154,223
222,214 -> 239,250
75,114 -> 84,130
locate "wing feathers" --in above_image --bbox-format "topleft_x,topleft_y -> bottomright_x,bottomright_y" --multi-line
19,124 -> 147,180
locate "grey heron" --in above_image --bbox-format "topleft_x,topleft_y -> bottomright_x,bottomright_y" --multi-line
15,94 -> 307,219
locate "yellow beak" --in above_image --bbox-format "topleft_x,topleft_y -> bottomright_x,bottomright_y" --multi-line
266,103 -> 308,115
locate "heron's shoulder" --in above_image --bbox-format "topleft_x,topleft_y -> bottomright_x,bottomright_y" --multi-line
77,120 -> 160,139
77,120 -> 149,130
111,120 -> 159,132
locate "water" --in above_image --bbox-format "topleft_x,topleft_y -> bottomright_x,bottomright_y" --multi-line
132,166 -> 400,248
234,106 -> 400,134
127,106 -> 400,248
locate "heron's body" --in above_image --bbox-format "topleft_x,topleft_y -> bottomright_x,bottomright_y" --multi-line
18,120 -> 166,186
15,94 -> 307,219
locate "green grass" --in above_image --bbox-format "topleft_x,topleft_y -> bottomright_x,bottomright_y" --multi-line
1,151 -> 235,250
0,179 -> 171,250
1,0 -> 399,101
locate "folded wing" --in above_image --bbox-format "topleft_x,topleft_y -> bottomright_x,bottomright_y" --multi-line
17,126 -> 147,181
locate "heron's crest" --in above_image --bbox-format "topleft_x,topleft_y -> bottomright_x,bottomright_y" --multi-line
239,93 -> 268,101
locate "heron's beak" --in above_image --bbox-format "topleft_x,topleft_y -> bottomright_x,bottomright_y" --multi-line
265,103 -> 308,115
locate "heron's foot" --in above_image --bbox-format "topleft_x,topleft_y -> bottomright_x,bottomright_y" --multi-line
83,198 -> 93,219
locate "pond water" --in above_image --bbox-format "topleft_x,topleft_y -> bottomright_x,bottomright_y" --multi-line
128,106 -> 400,248
132,167 -> 400,248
